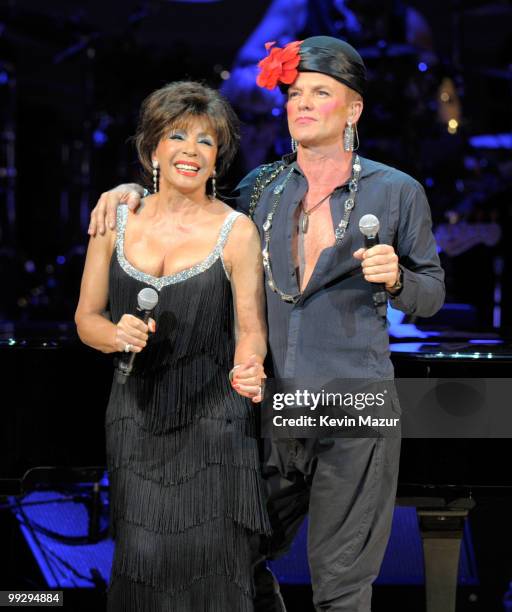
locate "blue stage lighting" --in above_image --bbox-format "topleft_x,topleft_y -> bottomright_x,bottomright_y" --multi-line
93,130 -> 108,146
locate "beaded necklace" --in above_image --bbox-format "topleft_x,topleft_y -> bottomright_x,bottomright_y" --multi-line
261,155 -> 361,303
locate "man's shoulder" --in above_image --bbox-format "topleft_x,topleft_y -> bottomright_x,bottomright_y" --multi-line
242,160 -> 287,189
361,157 -> 422,192
234,160 -> 288,216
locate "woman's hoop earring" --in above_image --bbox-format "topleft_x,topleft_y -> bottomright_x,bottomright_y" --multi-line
152,159 -> 159,193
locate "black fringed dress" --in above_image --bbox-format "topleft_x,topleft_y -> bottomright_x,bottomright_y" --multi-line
105,207 -> 270,611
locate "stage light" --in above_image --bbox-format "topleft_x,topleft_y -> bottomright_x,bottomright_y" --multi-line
93,129 -> 108,146
220,70 -> 230,80
448,118 -> 458,134
418,62 -> 428,72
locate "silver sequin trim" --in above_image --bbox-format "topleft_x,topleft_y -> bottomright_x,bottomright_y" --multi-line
116,206 -> 242,290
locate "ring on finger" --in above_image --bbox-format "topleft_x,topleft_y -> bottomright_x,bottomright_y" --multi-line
124,343 -> 132,353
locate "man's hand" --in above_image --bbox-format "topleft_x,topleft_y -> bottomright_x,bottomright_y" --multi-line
353,244 -> 399,290
88,183 -> 145,236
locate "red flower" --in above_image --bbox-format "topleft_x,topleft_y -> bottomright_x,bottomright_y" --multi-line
256,40 -> 302,90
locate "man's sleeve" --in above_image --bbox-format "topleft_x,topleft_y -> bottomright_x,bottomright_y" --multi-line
390,181 -> 445,317
228,166 -> 265,214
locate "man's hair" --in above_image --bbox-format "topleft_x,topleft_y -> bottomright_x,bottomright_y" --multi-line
134,81 -> 240,181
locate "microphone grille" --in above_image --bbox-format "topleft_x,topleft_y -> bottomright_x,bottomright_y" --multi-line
359,214 -> 380,237
137,287 -> 159,311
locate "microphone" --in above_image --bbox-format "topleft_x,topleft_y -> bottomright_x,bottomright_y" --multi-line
115,287 -> 159,384
358,214 -> 387,318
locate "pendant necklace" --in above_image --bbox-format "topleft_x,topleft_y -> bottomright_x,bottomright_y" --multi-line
300,190 -> 336,234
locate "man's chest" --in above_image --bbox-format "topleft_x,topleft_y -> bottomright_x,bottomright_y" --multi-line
293,204 -> 335,261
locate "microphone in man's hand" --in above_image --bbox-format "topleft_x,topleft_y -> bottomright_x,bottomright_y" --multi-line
116,287 -> 159,384
358,214 -> 387,318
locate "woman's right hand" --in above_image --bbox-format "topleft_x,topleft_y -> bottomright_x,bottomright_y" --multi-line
114,314 -> 156,353
88,183 -> 145,237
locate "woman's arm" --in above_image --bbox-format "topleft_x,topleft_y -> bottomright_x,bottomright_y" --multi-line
224,214 -> 267,401
75,227 -> 151,354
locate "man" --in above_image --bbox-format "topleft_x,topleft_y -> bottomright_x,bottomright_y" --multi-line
89,36 -> 444,611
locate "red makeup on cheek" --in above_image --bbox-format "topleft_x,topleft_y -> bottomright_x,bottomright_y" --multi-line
318,101 -> 340,115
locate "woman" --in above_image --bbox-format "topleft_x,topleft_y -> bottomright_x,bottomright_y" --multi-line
75,81 -> 270,611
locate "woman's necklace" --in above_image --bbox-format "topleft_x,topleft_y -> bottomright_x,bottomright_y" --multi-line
300,190 -> 336,234
261,155 -> 362,303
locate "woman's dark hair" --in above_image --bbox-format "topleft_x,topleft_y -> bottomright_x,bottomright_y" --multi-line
135,81 -> 240,180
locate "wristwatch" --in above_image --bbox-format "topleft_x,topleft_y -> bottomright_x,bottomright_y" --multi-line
387,266 -> 403,294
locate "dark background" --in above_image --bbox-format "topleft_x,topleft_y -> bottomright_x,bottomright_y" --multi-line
1,1 -> 512,610
0,0 -> 511,329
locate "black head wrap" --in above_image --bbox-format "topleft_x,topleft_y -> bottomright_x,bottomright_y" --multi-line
297,36 -> 367,96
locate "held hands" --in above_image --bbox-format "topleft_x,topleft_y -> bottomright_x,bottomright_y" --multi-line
230,355 -> 266,403
353,244 -> 400,290
114,314 -> 156,353
88,184 -> 144,236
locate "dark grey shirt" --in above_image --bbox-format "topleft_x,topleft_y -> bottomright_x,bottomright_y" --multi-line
234,155 -> 445,381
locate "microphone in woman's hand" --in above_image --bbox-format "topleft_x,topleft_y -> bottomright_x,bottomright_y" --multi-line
116,288 -> 159,384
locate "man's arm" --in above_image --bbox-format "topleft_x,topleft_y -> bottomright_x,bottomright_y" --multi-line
88,183 -> 145,236
389,182 -> 445,318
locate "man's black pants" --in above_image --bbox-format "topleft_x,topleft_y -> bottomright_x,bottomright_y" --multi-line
254,436 -> 401,612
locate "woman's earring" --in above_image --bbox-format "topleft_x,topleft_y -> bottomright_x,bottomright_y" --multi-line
291,138 -> 298,153
211,170 -> 217,200
152,159 -> 159,193
343,118 -> 354,152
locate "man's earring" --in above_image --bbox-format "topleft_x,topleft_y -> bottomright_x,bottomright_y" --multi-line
291,138 -> 298,153
152,159 -> 159,193
343,117 -> 354,152
211,169 -> 217,199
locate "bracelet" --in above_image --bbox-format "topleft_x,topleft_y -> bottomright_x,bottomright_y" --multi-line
229,365 -> 241,383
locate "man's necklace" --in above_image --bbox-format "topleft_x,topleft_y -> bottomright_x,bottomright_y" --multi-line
261,155 -> 361,303
300,190 -> 336,234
